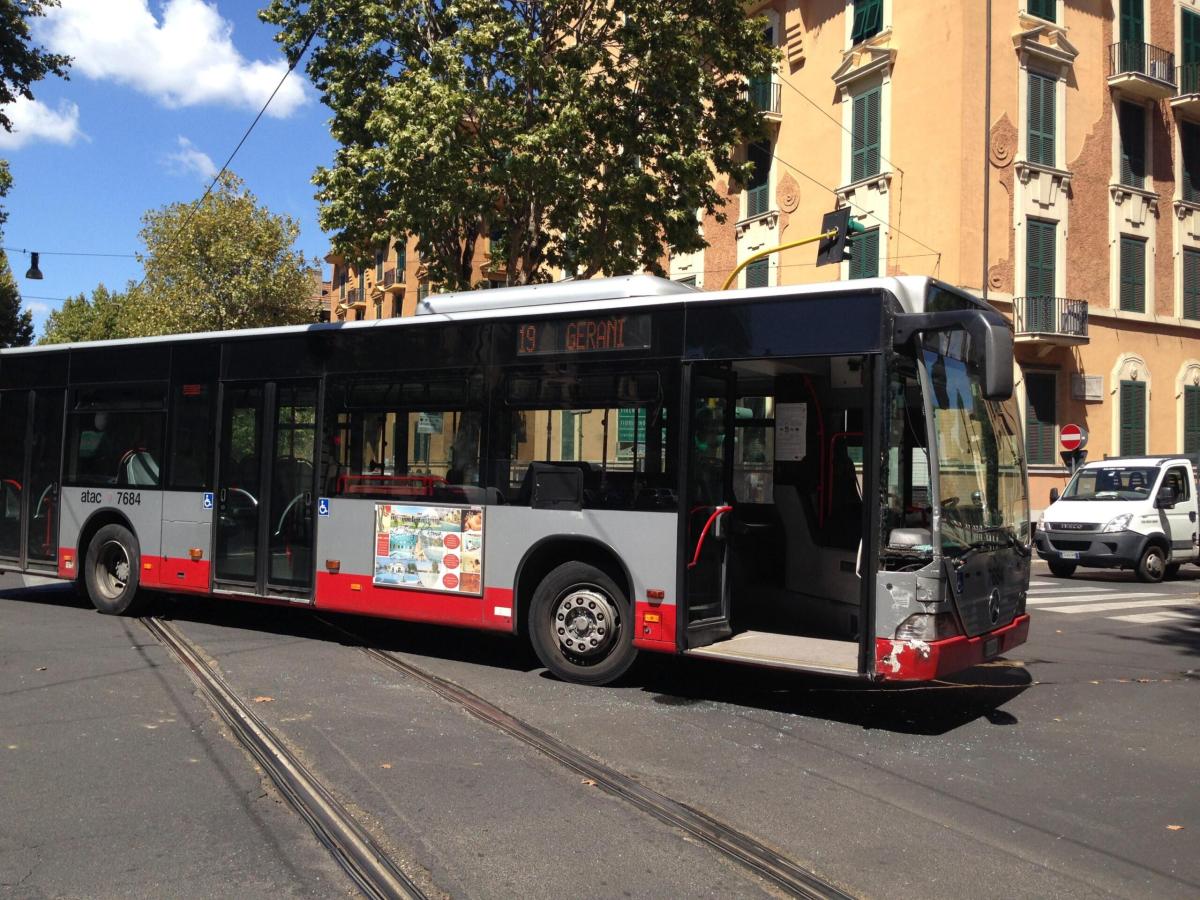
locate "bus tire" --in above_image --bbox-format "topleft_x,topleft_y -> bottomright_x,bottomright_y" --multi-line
529,561 -> 636,686
1047,560 -> 1076,578
1135,544 -> 1166,584
84,523 -> 149,616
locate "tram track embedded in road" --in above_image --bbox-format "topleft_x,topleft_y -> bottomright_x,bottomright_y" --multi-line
142,616 -> 426,900
315,615 -> 856,900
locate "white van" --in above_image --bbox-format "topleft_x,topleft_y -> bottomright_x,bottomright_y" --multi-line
1034,456 -> 1199,583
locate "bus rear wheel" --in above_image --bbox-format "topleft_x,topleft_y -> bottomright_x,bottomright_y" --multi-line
529,561 -> 636,686
84,524 -> 149,616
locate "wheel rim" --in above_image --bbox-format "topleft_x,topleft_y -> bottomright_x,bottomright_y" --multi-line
1146,551 -> 1164,578
551,585 -> 620,665
95,539 -> 131,600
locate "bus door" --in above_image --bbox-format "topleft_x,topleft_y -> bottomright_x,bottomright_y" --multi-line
682,363 -> 736,648
213,380 -> 319,600
0,388 -> 64,572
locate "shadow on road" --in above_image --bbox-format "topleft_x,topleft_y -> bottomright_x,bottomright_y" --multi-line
1,584 -> 1031,734
1113,606 -> 1200,659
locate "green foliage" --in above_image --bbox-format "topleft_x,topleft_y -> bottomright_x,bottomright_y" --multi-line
0,249 -> 32,347
261,0 -> 775,290
39,282 -> 134,345
0,0 -> 71,134
134,171 -> 319,335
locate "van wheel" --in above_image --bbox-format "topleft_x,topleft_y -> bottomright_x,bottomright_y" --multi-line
84,524 -> 150,616
1165,563 -> 1182,580
1135,545 -> 1166,584
529,561 -> 636,686
1047,560 -> 1076,578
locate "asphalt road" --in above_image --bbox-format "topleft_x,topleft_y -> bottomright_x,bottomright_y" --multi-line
1,562 -> 1197,899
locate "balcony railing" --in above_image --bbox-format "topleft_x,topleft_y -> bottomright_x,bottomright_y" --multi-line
1013,296 -> 1089,339
1108,41 -> 1176,86
382,267 -> 396,288
346,288 -> 359,305
744,79 -> 782,116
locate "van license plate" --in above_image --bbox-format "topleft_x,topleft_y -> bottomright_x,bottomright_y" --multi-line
1059,551 -> 1081,560
984,638 -> 999,658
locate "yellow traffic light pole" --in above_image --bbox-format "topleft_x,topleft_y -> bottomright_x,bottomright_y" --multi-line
721,229 -> 837,291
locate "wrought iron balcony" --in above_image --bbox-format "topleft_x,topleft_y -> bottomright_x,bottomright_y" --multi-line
743,79 -> 782,120
1108,42 -> 1176,100
1012,296 -> 1089,348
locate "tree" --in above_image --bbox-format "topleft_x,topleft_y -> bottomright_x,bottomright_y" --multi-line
0,248 -> 33,347
133,171 -> 319,335
262,0 -> 775,290
39,282 -> 133,345
0,0 -> 70,134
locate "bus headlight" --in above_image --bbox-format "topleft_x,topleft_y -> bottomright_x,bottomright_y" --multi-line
1102,513 -> 1133,532
894,612 -> 960,642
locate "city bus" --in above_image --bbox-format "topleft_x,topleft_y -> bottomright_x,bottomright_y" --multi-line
0,274 -> 1031,685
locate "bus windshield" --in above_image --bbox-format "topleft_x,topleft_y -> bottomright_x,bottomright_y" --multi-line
920,333 -> 1029,556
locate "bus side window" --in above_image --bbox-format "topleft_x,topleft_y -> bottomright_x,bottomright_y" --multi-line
66,384 -> 166,489
167,383 -> 214,491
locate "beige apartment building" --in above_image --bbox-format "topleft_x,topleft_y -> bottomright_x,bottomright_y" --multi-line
329,0 -> 1200,507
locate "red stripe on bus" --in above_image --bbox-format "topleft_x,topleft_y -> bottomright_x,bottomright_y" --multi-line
874,614 -> 1030,681
632,599 -> 676,653
315,572 -> 513,632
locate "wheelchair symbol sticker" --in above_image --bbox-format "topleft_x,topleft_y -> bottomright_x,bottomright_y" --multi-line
202,492 -> 213,510
317,498 -> 330,517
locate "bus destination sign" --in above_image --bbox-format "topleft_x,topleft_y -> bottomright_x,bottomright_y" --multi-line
517,313 -> 651,356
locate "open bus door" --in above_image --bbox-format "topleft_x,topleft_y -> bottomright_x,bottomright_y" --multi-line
681,362 -> 736,649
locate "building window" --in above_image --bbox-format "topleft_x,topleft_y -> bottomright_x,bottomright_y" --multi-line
375,246 -> 385,280
1119,235 -> 1146,313
849,227 -> 879,279
1118,101 -> 1146,189
1120,379 -> 1147,455
1182,121 -> 1200,204
746,141 -> 771,217
374,298 -> 382,319
1027,0 -> 1055,23
1186,384 -> 1200,454
417,283 -> 430,301
851,0 -> 883,45
744,258 -> 769,289
1120,0 -> 1144,46
1184,248 -> 1200,320
850,86 -> 881,181
1183,9 -> 1200,93
674,275 -> 697,288
395,240 -> 407,274
1027,71 -> 1056,167
1024,372 -> 1057,466
338,268 -> 346,300
1025,218 -> 1056,327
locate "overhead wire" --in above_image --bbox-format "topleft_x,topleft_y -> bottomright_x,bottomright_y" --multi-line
2,246 -> 136,259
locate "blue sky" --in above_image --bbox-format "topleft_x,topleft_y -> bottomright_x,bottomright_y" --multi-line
0,0 -> 336,336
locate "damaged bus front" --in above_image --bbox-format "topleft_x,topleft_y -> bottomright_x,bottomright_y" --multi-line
874,284 -> 1032,679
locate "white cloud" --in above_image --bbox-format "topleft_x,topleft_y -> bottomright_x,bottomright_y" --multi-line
166,136 -> 218,180
22,301 -> 53,318
39,0 -> 308,118
0,96 -> 86,149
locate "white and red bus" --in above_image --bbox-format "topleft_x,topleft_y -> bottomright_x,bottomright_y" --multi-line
0,274 -> 1031,684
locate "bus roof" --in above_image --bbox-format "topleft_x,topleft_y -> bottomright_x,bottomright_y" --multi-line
3,274 -> 975,356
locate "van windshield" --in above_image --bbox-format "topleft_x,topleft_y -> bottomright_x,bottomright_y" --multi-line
1062,466 -> 1158,501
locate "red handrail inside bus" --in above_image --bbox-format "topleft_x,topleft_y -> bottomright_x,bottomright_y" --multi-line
687,505 -> 732,569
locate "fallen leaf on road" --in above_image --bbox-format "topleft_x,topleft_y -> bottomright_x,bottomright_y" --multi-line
1167,825 -> 1184,831
1055,630 -> 1062,634
1089,680 -> 1101,685
253,696 -> 273,703
1053,717 -> 1062,722
581,779 -> 597,787
380,763 -> 392,769
35,666 -> 46,671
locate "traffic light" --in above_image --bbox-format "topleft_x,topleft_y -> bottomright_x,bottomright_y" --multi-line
815,207 -> 866,267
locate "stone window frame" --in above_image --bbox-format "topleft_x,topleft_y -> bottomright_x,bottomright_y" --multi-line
1111,353 -> 1151,456
1174,359 -> 1200,452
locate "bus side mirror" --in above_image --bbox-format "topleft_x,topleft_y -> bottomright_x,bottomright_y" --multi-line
1049,487 -> 1059,503
892,309 -> 1014,401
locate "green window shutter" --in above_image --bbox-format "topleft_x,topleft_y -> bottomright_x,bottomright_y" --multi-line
1024,219 -> 1056,330
1027,72 -> 1056,167
1028,0 -> 1055,23
1120,0 -> 1144,45
1024,373 -> 1057,466
849,227 -> 880,279
1184,122 -> 1200,204
1119,235 -> 1146,312
1119,102 -> 1146,189
744,258 -> 769,289
395,240 -> 407,273
1120,380 -> 1147,456
851,86 -> 881,181
1184,248 -> 1200,320
1186,385 -> 1200,455
851,0 -> 882,44
560,411 -> 576,459
375,246 -> 384,280
746,141 -> 771,217
1184,11 -> 1200,92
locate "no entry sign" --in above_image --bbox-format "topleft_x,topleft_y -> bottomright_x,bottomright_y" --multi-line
1060,423 -> 1087,452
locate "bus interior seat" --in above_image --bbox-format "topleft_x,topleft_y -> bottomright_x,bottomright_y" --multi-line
119,450 -> 160,487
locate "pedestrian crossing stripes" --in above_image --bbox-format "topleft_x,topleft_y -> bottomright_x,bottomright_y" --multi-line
1026,580 -> 1199,625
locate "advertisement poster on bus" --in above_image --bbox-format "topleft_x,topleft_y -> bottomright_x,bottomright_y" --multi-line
373,504 -> 484,596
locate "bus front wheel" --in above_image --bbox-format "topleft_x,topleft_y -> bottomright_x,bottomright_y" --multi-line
84,524 -> 150,616
529,561 -> 636,686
